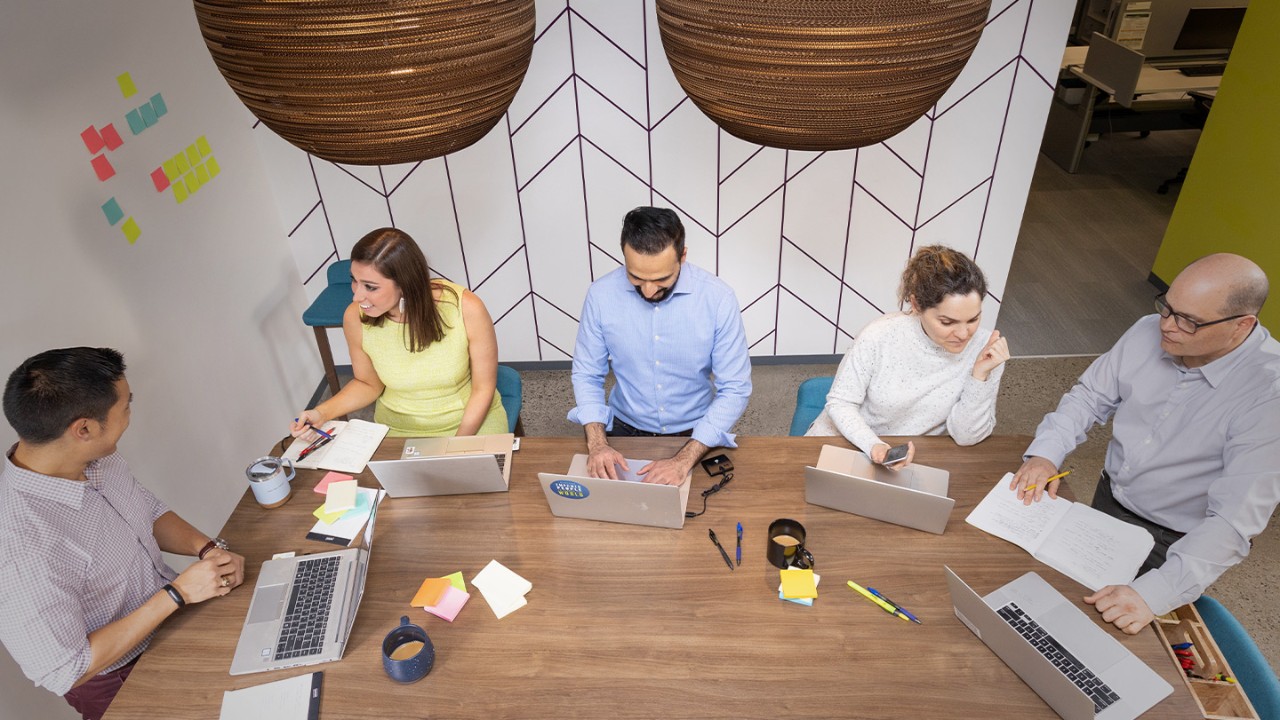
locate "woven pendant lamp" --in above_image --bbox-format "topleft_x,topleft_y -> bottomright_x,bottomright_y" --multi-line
656,0 -> 991,150
194,0 -> 536,165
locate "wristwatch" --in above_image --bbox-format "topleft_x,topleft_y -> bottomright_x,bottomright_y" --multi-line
198,537 -> 229,559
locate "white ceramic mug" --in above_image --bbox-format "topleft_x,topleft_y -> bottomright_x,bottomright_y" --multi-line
245,456 -> 295,508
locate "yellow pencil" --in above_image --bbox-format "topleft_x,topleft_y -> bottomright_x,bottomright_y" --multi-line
1024,469 -> 1072,492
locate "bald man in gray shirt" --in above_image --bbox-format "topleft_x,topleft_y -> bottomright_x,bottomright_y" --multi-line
1011,254 -> 1280,635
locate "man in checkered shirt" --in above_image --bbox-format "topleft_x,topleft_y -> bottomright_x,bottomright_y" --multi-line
0,347 -> 246,720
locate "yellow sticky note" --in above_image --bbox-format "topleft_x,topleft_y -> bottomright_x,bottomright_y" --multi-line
186,144 -> 200,167
162,159 -> 178,181
411,577 -> 452,607
443,571 -> 466,592
121,217 -> 141,244
324,479 -> 357,514
197,135 -> 212,157
205,156 -> 221,179
195,164 -> 210,185
312,503 -> 345,525
184,174 -> 198,195
116,72 -> 137,98
173,182 -> 188,204
780,569 -> 818,599
175,153 -> 190,174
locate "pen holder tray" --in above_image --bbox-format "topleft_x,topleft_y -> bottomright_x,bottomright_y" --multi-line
1153,604 -> 1259,720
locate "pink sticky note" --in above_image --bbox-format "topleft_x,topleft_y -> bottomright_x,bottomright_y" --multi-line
150,167 -> 170,192
91,154 -> 115,181
81,126 -> 105,154
101,124 -> 123,151
423,586 -> 470,622
314,472 -> 353,494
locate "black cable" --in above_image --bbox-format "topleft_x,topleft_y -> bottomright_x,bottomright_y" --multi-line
685,472 -> 733,518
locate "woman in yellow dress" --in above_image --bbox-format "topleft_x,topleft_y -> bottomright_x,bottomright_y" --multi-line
291,228 -> 507,438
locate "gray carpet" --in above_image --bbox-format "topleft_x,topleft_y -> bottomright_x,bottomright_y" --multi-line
334,355 -> 1278,674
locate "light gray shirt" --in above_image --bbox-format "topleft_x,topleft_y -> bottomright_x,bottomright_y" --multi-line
0,449 -> 176,695
1026,314 -> 1280,614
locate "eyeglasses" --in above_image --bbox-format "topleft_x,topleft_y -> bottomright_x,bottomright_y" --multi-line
1154,293 -> 1250,334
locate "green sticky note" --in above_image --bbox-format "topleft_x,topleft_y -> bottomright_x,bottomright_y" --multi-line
162,159 -> 178,181
175,153 -> 189,174
101,197 -> 124,226
205,156 -> 221,179
196,135 -> 211,157
195,164 -> 210,185
121,217 -> 141,244
116,72 -> 137,98
139,102 -> 158,127
125,109 -> 145,136
185,144 -> 200,166
443,571 -> 466,592
150,93 -> 167,118
173,182 -> 188,204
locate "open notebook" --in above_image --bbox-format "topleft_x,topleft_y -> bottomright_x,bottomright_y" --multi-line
282,419 -> 389,474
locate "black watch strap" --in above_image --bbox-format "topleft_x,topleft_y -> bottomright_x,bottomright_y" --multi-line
162,583 -> 186,608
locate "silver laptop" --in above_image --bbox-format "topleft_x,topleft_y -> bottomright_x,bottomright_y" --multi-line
946,566 -> 1172,719
229,496 -> 381,675
805,445 -> 955,534
537,454 -> 692,529
368,433 -> 514,497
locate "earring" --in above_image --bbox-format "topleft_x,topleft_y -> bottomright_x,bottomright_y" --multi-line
399,296 -> 405,315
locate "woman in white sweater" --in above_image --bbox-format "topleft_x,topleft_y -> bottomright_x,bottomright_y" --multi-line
805,245 -> 1010,466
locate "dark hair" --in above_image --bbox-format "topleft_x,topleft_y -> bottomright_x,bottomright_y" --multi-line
351,228 -> 456,353
620,207 -> 685,257
3,347 -> 126,444
1223,276 -> 1269,316
899,245 -> 988,311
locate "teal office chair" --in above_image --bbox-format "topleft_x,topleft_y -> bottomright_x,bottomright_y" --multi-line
301,259 -> 354,400
789,376 -> 834,436
496,365 -> 523,435
1193,596 -> 1280,719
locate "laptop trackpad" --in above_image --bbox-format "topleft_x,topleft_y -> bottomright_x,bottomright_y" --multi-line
1040,603 -> 1128,669
248,584 -> 289,624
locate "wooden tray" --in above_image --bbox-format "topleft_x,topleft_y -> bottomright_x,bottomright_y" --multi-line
1154,604 -> 1260,720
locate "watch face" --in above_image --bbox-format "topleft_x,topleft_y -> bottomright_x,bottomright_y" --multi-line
214,538 -> 229,550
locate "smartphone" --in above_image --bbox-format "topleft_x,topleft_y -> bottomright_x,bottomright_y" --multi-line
880,444 -> 909,466
700,454 -> 733,476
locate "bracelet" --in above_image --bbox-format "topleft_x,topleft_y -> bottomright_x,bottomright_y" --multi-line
162,583 -> 186,608
198,537 -> 229,560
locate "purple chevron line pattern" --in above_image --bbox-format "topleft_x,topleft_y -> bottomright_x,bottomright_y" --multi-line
251,0 -> 1075,364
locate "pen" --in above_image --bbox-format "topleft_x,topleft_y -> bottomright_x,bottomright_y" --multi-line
298,434 -> 332,461
867,586 -> 922,624
294,418 -> 335,441
709,529 -> 734,571
735,522 -> 742,566
1024,469 -> 1072,493
847,580 -> 909,622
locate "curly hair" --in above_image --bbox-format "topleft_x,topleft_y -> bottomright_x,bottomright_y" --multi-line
899,245 -> 987,311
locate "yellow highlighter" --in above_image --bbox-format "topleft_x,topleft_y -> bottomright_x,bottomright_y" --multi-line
847,580 -> 909,622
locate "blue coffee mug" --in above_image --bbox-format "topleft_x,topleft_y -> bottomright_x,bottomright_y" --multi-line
381,616 -> 435,683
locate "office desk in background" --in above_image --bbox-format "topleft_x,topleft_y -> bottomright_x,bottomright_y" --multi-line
1042,45 -> 1222,173
104,436 -> 1199,719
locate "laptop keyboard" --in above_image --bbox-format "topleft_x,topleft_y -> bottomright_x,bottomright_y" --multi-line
274,555 -> 341,660
998,602 -> 1121,713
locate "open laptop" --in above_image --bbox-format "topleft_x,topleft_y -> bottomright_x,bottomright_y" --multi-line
804,444 -> 954,534
229,496 -> 382,675
945,566 -> 1172,719
367,433 -> 514,498
537,454 -> 692,529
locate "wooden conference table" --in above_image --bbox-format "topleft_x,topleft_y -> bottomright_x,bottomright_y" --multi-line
105,436 -> 1199,719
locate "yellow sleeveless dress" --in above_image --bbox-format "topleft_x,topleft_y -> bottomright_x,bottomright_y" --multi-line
362,280 -> 508,437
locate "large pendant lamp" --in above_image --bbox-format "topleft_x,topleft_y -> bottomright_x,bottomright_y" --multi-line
194,0 -> 536,165
656,0 -> 991,151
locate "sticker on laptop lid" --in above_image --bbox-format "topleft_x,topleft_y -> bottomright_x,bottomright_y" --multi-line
550,480 -> 589,499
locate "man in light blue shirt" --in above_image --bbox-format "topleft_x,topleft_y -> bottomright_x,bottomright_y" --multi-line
568,207 -> 752,486
1012,254 -> 1279,635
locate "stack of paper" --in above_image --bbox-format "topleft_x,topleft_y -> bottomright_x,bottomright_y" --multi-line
412,571 -> 470,622
219,671 -> 322,719
779,569 -> 820,606
306,486 -> 383,546
471,560 -> 532,619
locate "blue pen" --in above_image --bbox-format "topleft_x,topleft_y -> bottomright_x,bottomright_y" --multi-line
294,418 -> 334,440
735,522 -> 742,566
868,587 -> 922,624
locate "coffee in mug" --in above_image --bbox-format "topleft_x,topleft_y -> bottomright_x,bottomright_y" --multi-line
766,518 -> 814,569
382,616 -> 435,683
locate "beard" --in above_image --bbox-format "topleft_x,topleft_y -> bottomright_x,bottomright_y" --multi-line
638,284 -> 672,303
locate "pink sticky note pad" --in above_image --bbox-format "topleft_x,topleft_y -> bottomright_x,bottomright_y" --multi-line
101,124 -> 123,151
81,126 -> 105,154
423,586 -> 470,622
150,167 -> 170,192
91,154 -> 115,181
314,472 -> 353,495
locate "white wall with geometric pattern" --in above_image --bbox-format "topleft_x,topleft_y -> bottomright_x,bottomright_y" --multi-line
253,0 -> 1076,365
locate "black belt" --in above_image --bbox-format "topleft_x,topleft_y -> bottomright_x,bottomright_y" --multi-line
609,417 -> 693,438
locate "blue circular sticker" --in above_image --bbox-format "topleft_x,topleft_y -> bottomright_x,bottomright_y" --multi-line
550,480 -> 589,500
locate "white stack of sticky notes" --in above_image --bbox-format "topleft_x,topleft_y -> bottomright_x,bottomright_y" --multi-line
411,572 -> 470,622
779,569 -> 820,606
471,560 -> 532,619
